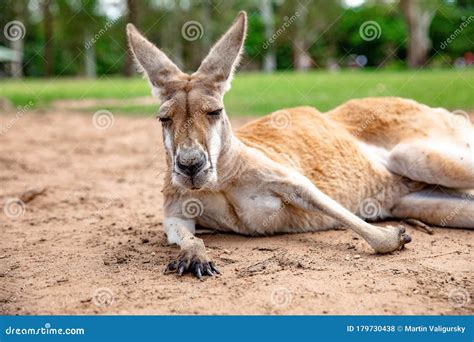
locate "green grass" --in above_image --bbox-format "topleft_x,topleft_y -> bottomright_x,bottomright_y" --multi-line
79,104 -> 159,116
1,69 -> 473,116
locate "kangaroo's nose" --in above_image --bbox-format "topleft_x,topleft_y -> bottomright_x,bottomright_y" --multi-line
176,149 -> 206,177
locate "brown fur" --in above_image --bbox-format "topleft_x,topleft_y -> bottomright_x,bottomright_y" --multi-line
236,105 -> 407,212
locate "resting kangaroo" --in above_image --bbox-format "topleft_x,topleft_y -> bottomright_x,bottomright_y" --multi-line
126,12 -> 474,278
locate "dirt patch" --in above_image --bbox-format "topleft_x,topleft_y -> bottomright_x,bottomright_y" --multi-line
0,109 -> 472,315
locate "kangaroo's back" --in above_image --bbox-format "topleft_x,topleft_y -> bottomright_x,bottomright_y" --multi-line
326,97 -> 467,148
235,105 -> 397,203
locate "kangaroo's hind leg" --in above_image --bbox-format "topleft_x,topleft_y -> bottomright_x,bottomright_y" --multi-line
387,140 -> 474,189
391,187 -> 474,229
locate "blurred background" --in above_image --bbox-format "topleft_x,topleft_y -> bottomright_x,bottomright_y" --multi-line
0,0 -> 473,115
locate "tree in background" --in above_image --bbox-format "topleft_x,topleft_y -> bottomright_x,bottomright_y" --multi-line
400,0 -> 436,68
0,0 -> 29,78
333,4 -> 407,68
1,0 -> 473,77
277,0 -> 343,70
260,0 -> 276,72
122,0 -> 138,77
42,0 -> 53,76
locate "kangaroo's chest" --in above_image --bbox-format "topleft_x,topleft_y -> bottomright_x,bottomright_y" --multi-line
195,185 -> 284,234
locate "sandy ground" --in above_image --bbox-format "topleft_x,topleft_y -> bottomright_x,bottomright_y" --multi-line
0,107 -> 473,315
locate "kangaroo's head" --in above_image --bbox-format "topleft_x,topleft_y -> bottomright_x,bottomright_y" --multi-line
127,12 -> 247,191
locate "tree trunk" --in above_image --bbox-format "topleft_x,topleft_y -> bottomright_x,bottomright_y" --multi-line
9,1 -> 25,78
201,0 -> 212,50
260,0 -> 276,72
9,38 -> 24,78
84,32 -> 97,78
400,0 -> 434,68
173,1 -> 184,69
123,0 -> 138,77
42,0 -> 53,76
293,1 -> 312,71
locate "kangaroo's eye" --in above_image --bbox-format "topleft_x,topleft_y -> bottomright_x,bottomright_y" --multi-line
158,117 -> 171,123
207,109 -> 222,116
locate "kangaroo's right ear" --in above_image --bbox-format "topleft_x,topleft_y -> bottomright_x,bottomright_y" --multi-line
126,24 -> 184,100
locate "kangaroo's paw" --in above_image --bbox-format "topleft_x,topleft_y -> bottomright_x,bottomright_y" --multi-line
164,237 -> 220,279
368,225 -> 412,254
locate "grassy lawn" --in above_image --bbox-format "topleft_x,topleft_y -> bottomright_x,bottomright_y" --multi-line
1,69 -> 473,116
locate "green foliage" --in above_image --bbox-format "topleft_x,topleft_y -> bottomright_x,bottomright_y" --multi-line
430,4 -> 474,60
332,5 -> 407,67
0,0 -> 473,77
245,13 -> 265,62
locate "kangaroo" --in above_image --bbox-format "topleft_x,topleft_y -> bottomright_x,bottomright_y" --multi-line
126,12 -> 474,278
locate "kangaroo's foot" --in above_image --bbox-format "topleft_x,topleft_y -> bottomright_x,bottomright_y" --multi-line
365,224 -> 412,253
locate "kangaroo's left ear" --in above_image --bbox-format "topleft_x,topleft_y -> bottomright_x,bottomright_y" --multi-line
195,11 -> 247,94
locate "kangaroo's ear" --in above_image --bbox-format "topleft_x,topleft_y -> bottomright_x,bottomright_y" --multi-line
126,24 -> 184,100
195,11 -> 247,94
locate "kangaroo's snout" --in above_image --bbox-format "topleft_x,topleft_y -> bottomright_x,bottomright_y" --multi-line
176,147 -> 207,177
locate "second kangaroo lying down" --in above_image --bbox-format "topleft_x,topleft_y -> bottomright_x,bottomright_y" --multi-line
126,12 -> 474,278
